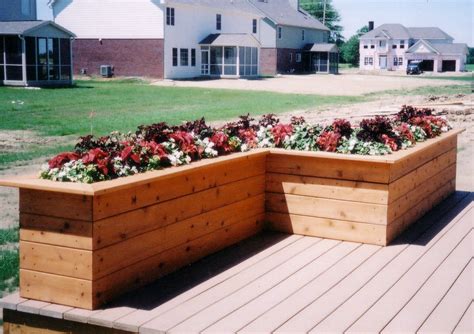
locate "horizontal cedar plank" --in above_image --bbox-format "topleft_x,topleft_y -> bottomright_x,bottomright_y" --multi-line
386,178 -> 456,244
20,241 -> 93,280
388,149 -> 457,203
387,164 -> 456,223
93,155 -> 266,220
20,269 -> 94,310
92,174 -> 265,249
266,212 -> 386,246
20,189 -> 93,221
266,173 -> 388,204
93,194 -> 265,279
389,134 -> 457,182
266,154 -> 391,184
266,192 -> 388,225
93,214 -> 265,307
20,213 -> 93,250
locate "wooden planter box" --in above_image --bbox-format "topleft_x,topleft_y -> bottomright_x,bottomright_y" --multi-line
0,129 -> 462,310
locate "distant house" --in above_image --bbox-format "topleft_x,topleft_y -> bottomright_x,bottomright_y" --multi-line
0,0 -> 75,86
48,0 -> 339,79
359,23 -> 468,72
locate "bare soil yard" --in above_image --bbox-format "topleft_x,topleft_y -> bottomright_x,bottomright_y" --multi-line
152,73 -> 463,96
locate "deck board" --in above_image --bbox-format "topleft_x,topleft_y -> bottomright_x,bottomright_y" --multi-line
1,191 -> 472,334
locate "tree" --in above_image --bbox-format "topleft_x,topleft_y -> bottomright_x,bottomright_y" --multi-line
300,0 -> 344,44
339,26 -> 369,66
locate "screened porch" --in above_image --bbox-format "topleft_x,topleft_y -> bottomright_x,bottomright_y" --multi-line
303,43 -> 339,74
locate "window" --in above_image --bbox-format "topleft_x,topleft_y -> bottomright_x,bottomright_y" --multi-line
363,44 -> 368,49
216,14 -> 222,30
289,53 -> 293,62
364,57 -> 373,66
369,57 -> 373,65
238,47 -> 258,76
379,40 -> 386,48
21,0 -> 32,16
296,53 -> 302,63
180,48 -> 188,66
252,19 -> 257,34
302,29 -> 305,41
400,40 -> 405,49
394,57 -> 398,66
166,7 -> 175,26
398,57 -> 403,65
191,49 -> 196,67
392,44 -> 397,49
224,46 -> 237,75
210,46 -> 223,75
370,45 -> 375,49
172,48 -> 178,66
278,27 -> 282,39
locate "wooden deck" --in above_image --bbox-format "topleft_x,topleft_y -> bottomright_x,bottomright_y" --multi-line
2,191 -> 473,334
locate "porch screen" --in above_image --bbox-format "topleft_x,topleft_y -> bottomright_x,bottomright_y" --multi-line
3,36 -> 22,81
239,47 -> 258,76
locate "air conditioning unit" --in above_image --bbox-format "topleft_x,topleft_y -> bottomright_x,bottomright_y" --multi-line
100,65 -> 114,78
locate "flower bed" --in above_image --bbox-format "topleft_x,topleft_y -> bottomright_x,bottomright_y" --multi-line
0,106 -> 462,310
40,106 -> 450,184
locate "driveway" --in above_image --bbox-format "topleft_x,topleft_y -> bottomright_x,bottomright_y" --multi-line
152,73 -> 461,96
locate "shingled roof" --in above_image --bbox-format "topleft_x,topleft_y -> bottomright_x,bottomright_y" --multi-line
360,23 -> 454,41
0,20 -> 75,36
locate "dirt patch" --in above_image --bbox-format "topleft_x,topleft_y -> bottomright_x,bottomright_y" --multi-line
0,130 -> 75,153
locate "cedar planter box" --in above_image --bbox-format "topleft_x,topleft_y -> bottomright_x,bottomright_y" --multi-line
0,130 -> 462,310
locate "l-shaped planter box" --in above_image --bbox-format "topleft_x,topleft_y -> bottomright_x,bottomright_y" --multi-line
0,129 -> 462,309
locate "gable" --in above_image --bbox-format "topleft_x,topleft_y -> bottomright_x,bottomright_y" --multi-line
406,40 -> 439,54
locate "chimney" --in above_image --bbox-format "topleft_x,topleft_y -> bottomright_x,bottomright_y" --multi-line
369,21 -> 374,31
289,0 -> 300,10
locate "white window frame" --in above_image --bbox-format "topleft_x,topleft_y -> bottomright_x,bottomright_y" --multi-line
278,27 -> 282,39
166,7 -> 175,26
216,14 -> 222,31
180,48 -> 189,66
296,53 -> 302,63
398,57 -> 403,66
252,19 -> 257,34
302,29 -> 305,41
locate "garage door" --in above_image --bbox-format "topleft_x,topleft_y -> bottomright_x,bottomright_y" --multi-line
421,60 -> 434,72
442,60 -> 456,72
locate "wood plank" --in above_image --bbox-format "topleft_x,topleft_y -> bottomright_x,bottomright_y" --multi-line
382,232 -> 472,333
114,234 -> 304,333
20,269 -> 94,310
389,132 -> 457,182
202,241 -> 356,334
20,189 -> 93,221
20,241 -> 93,280
3,309 -> 133,334
93,215 -> 265,308
387,163 -> 456,223
266,192 -> 388,225
93,195 -> 264,279
311,193 -> 473,333
93,174 -> 265,249
387,178 -> 456,244
39,304 -> 74,319
418,261 -> 472,333
454,302 -> 473,334
93,155 -> 266,220
346,209 -> 473,333
16,299 -> 50,315
139,236 -> 320,333
88,307 -> 136,328
388,148 -> 457,203
0,292 -> 27,311
239,244 -> 378,333
266,172 -> 389,204
20,213 -> 93,250
266,153 -> 392,183
266,212 -> 386,245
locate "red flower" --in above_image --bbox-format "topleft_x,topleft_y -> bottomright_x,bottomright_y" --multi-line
271,124 -> 293,147
82,148 -> 111,175
120,146 -> 141,164
142,141 -> 168,158
332,119 -> 352,138
210,132 -> 232,155
381,134 -> 399,151
238,128 -> 257,148
395,123 -> 415,144
317,131 -> 341,152
48,152 -> 79,169
169,131 -> 200,160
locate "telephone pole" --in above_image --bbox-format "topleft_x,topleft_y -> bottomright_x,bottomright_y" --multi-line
322,0 -> 327,25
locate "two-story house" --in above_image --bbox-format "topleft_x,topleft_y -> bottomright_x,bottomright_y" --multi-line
48,0 -> 338,79
359,23 -> 468,73
0,0 -> 75,86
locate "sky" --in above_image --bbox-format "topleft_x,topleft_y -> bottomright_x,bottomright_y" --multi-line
37,0 -> 473,46
333,0 -> 473,45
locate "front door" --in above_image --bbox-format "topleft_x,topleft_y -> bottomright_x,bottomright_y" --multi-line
201,49 -> 209,75
379,56 -> 387,69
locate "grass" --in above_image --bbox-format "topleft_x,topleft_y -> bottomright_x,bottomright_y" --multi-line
465,64 -> 474,72
410,75 -> 473,82
0,227 -> 19,297
368,84 -> 472,97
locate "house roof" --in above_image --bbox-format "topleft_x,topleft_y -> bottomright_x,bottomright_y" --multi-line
0,20 -> 75,37
247,0 -> 329,30
405,39 -> 468,55
407,27 -> 453,40
303,43 -> 339,52
360,24 -> 454,42
199,33 -> 260,47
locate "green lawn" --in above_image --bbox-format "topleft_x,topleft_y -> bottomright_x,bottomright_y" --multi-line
0,79 -> 365,168
0,227 -> 19,297
465,64 -> 474,72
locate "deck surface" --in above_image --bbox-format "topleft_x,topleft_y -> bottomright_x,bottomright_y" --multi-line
1,191 -> 473,334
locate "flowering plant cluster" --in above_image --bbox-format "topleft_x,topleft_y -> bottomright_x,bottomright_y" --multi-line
40,106 -> 451,183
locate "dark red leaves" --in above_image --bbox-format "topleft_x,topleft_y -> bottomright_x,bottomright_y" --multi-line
271,124 -> 293,147
317,131 -> 341,152
48,152 -> 80,169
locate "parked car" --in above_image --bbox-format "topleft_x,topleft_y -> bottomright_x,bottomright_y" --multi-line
407,61 -> 423,75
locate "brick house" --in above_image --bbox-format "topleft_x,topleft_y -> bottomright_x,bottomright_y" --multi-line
359,23 -> 468,72
48,0 -> 338,79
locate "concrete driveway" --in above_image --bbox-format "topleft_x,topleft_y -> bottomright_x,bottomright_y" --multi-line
152,73 -> 461,96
